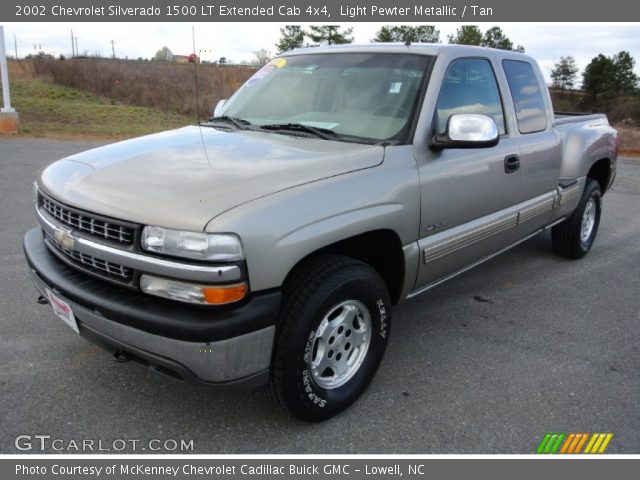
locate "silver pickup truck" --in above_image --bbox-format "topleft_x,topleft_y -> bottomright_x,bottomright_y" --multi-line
24,44 -> 618,421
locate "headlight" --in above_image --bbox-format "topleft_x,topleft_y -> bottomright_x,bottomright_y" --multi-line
140,275 -> 247,305
141,226 -> 244,261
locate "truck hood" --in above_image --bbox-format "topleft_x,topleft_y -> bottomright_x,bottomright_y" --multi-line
38,126 -> 384,231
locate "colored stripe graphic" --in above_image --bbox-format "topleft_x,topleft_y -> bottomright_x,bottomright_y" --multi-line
537,433 -> 552,453
549,433 -> 565,453
584,433 -> 613,454
537,433 -> 565,454
573,433 -> 590,453
597,433 -> 613,453
538,433 -> 612,454
560,433 -> 576,453
562,432 -> 588,454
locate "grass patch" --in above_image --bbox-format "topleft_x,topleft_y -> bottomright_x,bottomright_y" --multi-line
616,126 -> 640,155
1,69 -> 194,140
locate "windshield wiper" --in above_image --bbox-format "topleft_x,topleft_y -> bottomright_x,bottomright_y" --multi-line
259,123 -> 336,140
207,116 -> 252,130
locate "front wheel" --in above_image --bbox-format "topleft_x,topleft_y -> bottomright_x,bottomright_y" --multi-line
270,255 -> 391,422
552,178 -> 602,259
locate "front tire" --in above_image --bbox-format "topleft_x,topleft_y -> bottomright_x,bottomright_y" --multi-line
552,178 -> 602,259
270,255 -> 391,422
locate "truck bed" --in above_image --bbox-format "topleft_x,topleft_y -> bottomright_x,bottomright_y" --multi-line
553,111 -> 608,126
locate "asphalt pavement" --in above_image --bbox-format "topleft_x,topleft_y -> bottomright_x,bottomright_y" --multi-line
0,138 -> 638,453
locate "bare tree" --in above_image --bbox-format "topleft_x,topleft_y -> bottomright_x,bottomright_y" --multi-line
252,49 -> 272,67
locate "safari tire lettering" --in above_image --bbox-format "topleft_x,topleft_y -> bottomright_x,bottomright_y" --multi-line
377,298 -> 388,339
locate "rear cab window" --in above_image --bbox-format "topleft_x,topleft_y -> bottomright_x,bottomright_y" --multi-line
502,60 -> 548,134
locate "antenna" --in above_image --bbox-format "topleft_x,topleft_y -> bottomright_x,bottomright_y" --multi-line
192,25 -> 201,125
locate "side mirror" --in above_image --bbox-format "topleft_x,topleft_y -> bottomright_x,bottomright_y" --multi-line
431,114 -> 499,150
213,99 -> 227,117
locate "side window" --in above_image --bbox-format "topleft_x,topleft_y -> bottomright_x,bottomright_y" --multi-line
435,58 -> 506,135
502,60 -> 547,134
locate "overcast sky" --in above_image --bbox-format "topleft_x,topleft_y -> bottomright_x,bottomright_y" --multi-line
4,23 -> 640,83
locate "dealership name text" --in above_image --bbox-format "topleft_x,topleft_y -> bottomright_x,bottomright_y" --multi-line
16,463 -> 420,476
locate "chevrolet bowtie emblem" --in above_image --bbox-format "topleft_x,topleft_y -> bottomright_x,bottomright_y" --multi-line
53,227 -> 76,252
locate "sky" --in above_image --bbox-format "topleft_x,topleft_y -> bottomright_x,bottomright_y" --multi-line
3,22 -> 640,83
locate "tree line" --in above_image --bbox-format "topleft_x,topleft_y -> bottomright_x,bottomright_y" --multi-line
276,24 -> 524,53
549,52 -> 638,112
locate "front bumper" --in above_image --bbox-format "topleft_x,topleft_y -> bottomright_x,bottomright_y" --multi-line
24,227 -> 280,389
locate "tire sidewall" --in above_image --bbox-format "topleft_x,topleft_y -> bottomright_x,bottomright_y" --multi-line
577,181 -> 602,254
283,267 -> 391,420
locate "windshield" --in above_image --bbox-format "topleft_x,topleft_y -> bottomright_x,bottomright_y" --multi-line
218,53 -> 433,143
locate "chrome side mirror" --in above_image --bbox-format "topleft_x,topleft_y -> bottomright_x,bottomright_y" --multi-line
431,114 -> 499,150
213,99 -> 227,118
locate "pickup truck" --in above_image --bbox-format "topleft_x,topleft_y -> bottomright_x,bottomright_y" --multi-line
24,44 -> 618,422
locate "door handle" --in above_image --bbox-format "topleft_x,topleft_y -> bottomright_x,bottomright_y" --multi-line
504,154 -> 520,174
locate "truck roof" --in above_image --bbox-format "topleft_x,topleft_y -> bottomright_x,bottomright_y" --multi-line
282,43 -> 534,63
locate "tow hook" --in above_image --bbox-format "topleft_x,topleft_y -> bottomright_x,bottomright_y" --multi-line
36,295 -> 48,305
113,350 -> 132,363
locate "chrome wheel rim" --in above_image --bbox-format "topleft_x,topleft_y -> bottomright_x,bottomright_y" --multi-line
308,300 -> 372,390
580,198 -> 596,243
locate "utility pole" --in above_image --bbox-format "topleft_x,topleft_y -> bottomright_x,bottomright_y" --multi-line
110,40 -> 115,59
13,34 -> 17,59
75,37 -> 78,57
70,29 -> 74,56
0,26 -> 13,112
191,25 -> 196,56
0,25 -> 20,134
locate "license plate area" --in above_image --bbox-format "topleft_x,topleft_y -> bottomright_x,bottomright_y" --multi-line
45,288 -> 79,334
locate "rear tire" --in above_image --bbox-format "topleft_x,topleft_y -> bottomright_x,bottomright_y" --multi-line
552,178 -> 602,259
269,255 -> 391,422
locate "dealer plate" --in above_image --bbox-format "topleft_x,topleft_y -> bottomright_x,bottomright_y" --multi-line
45,288 -> 79,334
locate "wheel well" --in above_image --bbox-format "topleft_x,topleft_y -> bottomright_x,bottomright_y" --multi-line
290,230 -> 406,305
588,158 -> 611,193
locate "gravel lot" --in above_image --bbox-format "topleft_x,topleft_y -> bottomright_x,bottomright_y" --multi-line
1,138 -> 638,454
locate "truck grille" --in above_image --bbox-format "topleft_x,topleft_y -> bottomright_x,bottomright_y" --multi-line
45,233 -> 133,282
40,195 -> 135,245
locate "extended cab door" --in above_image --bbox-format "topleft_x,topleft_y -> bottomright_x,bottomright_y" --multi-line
413,57 -> 525,290
500,59 -> 562,233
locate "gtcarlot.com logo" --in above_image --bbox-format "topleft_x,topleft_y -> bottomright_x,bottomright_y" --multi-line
536,432 -> 613,454
14,435 -> 194,452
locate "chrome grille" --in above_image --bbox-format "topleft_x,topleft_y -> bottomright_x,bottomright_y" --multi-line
45,233 -> 132,281
41,196 -> 134,245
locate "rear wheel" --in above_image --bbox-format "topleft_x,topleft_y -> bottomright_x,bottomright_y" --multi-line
552,178 -> 602,259
269,255 -> 391,422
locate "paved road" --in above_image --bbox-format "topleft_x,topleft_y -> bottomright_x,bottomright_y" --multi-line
1,138 -> 638,454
